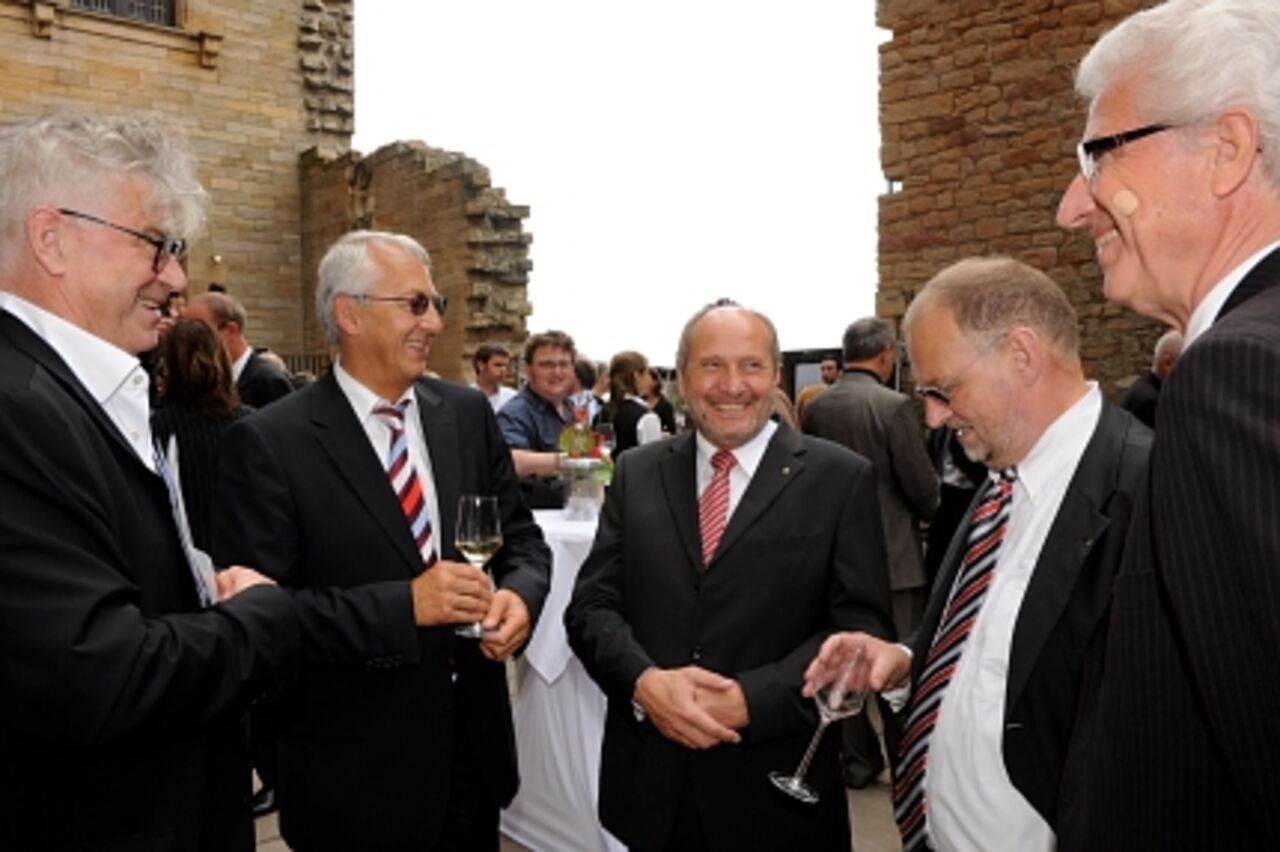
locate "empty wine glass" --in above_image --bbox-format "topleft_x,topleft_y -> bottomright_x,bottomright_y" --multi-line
769,648 -> 867,804
454,494 -> 502,638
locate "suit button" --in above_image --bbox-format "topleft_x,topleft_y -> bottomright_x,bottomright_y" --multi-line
691,647 -> 703,662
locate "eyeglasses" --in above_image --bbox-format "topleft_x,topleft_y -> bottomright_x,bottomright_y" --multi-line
355,291 -> 447,317
1076,123 -> 1171,183
915,334 -> 1004,406
57,208 -> 186,274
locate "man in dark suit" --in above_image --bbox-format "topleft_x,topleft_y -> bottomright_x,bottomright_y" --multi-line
186,291 -> 293,408
0,112 -> 298,851
215,230 -> 550,852
1117,328 -> 1181,429
565,300 -> 895,851
1054,2 -> 1280,848
801,316 -> 939,788
805,257 -> 1151,852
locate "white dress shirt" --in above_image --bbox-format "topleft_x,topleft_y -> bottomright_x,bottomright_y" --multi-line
694,420 -> 778,521
926,384 -> 1102,852
1184,240 -> 1280,347
335,362 -> 441,561
0,292 -> 156,472
473,382 -> 517,413
230,345 -> 251,382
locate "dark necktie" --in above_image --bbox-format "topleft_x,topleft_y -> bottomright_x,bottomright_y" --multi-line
372,400 -> 436,567
892,468 -> 1017,851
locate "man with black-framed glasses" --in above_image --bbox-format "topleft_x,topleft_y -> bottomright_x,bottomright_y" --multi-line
1055,2 -> 1280,849
0,113 -> 300,850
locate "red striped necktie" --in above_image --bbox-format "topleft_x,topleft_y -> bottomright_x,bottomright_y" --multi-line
892,468 -> 1017,851
373,400 -> 436,567
698,449 -> 736,566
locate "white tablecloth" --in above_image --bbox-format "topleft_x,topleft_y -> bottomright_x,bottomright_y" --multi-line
501,510 -> 625,852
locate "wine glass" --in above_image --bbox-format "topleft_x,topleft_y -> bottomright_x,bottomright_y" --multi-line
454,494 -> 502,638
769,648 -> 867,804
593,422 -> 616,459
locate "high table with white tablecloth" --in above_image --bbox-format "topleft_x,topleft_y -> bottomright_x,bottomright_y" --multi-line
500,510 -> 625,852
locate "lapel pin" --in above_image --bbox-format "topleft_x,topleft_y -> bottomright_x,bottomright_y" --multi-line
781,465 -> 791,476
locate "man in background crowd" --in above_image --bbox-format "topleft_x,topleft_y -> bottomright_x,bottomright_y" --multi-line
497,330 -> 577,478
472,342 -> 517,412
1118,329 -> 1181,428
186,290 -> 293,408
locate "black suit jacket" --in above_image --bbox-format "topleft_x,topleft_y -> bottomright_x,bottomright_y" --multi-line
910,400 -> 1150,828
1059,248 -> 1280,850
214,372 -> 550,851
1118,369 -> 1161,428
565,426 -> 895,851
236,349 -> 293,408
0,311 -> 298,852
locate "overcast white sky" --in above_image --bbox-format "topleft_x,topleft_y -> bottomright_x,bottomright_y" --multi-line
355,2 -> 888,367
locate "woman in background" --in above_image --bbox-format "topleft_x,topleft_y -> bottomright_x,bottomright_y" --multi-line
598,351 -> 663,458
152,318 -> 253,552
643,365 -> 677,435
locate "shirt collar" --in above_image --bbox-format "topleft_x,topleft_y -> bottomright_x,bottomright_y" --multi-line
334,359 -> 414,420
0,291 -> 145,405
231,346 -> 252,381
695,419 -> 778,478
1004,382 -> 1101,508
1184,240 -> 1280,347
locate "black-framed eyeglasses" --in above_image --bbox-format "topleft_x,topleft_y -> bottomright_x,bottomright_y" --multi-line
1076,123 -> 1171,183
57,208 -> 186,274
355,291 -> 447,317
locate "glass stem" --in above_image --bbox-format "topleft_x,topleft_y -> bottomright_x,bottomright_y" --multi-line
791,719 -> 829,780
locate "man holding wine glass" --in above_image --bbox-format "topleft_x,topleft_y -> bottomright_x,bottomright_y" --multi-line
215,230 -> 550,852
566,299 -> 895,851
804,257 -> 1150,852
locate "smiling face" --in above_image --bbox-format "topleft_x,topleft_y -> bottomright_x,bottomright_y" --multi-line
339,242 -> 443,400
57,177 -> 188,355
908,305 -> 1024,471
677,307 -> 779,451
525,344 -> 575,405
1055,74 -> 1215,324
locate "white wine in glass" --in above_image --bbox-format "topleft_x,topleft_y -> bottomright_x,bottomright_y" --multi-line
769,648 -> 867,804
454,494 -> 502,638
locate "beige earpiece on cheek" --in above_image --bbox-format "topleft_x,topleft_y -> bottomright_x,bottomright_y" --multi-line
1112,189 -> 1140,217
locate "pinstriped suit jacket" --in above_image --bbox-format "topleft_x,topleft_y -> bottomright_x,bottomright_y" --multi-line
1058,248 -> 1280,850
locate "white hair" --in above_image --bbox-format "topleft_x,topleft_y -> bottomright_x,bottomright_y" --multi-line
1076,0 -> 1280,189
314,230 -> 432,345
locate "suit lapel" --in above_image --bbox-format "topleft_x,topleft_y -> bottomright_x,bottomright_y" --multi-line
1217,246 -> 1280,319
1004,403 -> 1122,711
416,379 -> 460,560
707,426 -> 806,571
311,373 -> 422,575
658,433 -> 703,571
0,311 -> 148,467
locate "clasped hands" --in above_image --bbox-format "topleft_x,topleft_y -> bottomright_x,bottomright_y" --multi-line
633,666 -> 749,750
410,559 -> 530,661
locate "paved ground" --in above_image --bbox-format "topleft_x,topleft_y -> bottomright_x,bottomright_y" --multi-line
254,775 -> 902,852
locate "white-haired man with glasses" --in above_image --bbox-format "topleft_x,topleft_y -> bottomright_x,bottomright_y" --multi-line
0,112 -> 299,849
1054,1 -> 1280,848
214,229 -> 550,851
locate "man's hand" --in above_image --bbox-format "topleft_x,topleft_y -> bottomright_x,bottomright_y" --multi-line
802,632 -> 911,697
215,565 -> 276,601
697,679 -> 750,730
410,559 -> 493,627
633,667 -> 742,750
479,588 -> 530,661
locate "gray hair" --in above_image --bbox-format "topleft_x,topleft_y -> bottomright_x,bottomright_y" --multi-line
675,298 -> 781,373
842,316 -> 896,363
315,230 -> 432,346
904,256 -> 1080,360
0,112 -> 207,279
1153,328 -> 1184,371
1077,0 -> 1280,188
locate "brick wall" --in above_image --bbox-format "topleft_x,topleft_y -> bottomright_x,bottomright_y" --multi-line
876,0 -> 1162,395
0,0 -> 353,355
300,142 -> 533,382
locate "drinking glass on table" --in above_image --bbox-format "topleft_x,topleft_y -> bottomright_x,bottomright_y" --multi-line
454,494 -> 502,638
769,648 -> 867,804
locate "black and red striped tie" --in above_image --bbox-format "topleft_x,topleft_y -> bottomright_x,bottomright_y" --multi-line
892,468 -> 1016,851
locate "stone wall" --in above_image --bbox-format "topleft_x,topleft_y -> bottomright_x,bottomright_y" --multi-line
300,142 -> 534,382
875,0 -> 1161,395
0,0 -> 353,355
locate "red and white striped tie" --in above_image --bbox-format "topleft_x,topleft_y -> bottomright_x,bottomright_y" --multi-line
892,468 -> 1016,851
373,400 -> 436,567
698,449 -> 736,566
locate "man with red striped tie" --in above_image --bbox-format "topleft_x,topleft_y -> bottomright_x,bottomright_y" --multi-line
804,257 -> 1150,852
566,299 -> 895,851
215,230 -> 550,852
